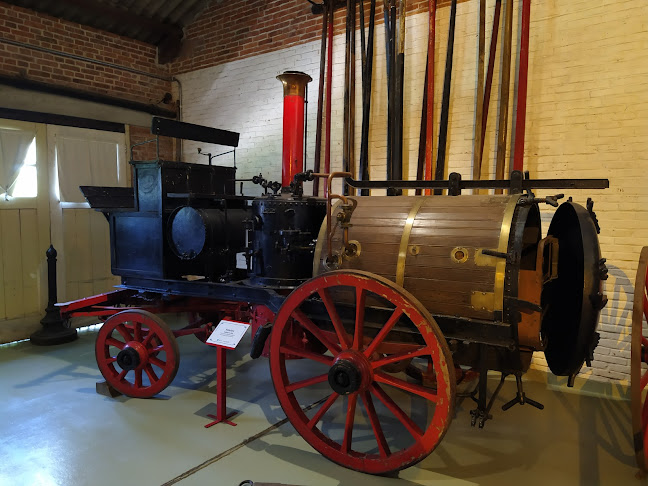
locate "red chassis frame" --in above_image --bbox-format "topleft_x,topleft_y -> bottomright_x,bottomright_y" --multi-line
57,288 -> 253,339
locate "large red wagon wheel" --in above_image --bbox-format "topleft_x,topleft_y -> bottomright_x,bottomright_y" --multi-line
95,310 -> 179,398
632,247 -> 648,472
270,270 -> 455,475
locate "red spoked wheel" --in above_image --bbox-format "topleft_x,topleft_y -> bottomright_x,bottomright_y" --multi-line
95,310 -> 180,398
632,247 -> 648,473
270,270 -> 455,475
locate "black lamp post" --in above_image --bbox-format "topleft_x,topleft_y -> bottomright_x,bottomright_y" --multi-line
30,245 -> 77,345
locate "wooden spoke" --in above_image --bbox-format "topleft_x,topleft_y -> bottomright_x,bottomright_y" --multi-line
144,364 -> 158,384
353,287 -> 366,351
371,383 -> 423,440
371,346 -> 431,369
319,288 -> 351,348
361,391 -> 391,458
292,308 -> 342,355
142,331 -> 155,348
149,356 -> 167,370
133,322 -> 142,342
280,345 -> 334,366
374,370 -> 438,403
115,323 -> 132,342
149,345 -> 164,355
105,337 -> 125,349
307,393 -> 339,430
363,307 -> 404,358
286,373 -> 329,393
342,394 -> 358,453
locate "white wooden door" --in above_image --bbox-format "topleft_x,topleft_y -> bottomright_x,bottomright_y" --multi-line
47,126 -> 129,306
0,120 -> 51,343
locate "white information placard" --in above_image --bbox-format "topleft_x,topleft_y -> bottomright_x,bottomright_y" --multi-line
206,320 -> 251,349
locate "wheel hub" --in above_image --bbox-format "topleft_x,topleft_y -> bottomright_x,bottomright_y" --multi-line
328,350 -> 373,395
117,345 -> 142,371
328,360 -> 361,395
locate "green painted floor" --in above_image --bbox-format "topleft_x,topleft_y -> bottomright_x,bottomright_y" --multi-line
0,325 -> 643,486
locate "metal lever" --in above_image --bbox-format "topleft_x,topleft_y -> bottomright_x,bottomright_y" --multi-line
518,193 -> 564,207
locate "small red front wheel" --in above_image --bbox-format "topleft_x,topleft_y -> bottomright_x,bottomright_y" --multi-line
95,310 -> 179,398
270,270 -> 455,475
632,248 -> 648,472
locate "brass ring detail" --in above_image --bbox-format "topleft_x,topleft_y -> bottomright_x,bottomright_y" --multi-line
493,196 -> 521,312
396,197 -> 428,287
451,247 -> 469,264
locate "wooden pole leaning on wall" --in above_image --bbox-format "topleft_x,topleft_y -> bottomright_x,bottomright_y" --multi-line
324,0 -> 334,197
342,0 -> 356,196
416,0 -> 437,196
495,0 -> 514,194
472,0 -> 486,183
348,0 -> 357,196
383,0 -> 392,185
478,0 -> 502,177
313,0 -> 329,197
434,0 -> 457,195
416,61 -> 428,196
390,0 -> 405,196
424,0 -> 436,195
359,0 -> 376,196
388,1 -> 397,187
513,0 -> 532,173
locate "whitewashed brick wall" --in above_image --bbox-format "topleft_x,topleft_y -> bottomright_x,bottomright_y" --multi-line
178,0 -> 648,386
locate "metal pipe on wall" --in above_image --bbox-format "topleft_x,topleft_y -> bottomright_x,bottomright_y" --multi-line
495,0 -> 514,194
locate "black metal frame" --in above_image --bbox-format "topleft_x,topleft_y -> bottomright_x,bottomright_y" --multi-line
120,276 -> 286,314
345,170 -> 609,194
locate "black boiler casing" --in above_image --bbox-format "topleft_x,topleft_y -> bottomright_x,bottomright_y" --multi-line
250,196 -> 326,286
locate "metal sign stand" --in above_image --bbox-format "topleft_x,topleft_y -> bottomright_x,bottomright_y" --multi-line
204,344 -> 238,428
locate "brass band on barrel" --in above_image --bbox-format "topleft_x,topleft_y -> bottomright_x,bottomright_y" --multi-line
396,198 -> 429,287
493,196 -> 520,312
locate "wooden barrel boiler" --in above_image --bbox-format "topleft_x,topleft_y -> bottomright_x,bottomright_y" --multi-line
313,194 -> 606,379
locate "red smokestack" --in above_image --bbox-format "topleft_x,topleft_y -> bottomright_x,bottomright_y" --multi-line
277,71 -> 312,188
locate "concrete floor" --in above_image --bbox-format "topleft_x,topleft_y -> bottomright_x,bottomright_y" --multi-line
0,324 -> 643,486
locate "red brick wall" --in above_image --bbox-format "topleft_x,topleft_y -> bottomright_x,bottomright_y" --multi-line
172,0 -> 465,75
0,1 -> 172,108
129,125 -> 175,161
